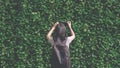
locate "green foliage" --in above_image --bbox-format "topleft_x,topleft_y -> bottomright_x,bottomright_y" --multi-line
0,0 -> 120,68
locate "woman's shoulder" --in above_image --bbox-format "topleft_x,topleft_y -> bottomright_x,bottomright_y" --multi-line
66,36 -> 74,42
48,37 -> 54,46
66,36 -> 74,47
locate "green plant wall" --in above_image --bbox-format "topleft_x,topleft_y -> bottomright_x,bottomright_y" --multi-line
0,0 -> 120,68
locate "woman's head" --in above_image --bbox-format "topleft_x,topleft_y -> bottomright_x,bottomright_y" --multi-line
54,23 -> 67,41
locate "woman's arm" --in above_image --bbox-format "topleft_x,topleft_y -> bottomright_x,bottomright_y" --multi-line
67,21 -> 75,39
46,22 -> 59,40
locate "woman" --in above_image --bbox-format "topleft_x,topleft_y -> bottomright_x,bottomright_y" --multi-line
46,21 -> 75,68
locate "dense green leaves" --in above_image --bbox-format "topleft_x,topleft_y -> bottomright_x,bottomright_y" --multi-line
0,0 -> 120,68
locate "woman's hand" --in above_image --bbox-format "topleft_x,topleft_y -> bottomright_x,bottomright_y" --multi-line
53,22 -> 59,28
67,21 -> 71,27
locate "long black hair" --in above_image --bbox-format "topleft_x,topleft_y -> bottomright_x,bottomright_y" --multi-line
52,23 -> 70,67
53,23 -> 67,46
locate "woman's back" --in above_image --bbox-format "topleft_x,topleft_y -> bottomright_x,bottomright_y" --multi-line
46,21 -> 75,68
49,36 -> 74,68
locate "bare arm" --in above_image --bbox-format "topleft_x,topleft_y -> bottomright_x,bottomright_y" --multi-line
46,22 -> 59,40
67,21 -> 75,39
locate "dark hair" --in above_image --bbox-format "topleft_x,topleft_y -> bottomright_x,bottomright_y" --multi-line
53,23 -> 67,46
53,23 -> 70,65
